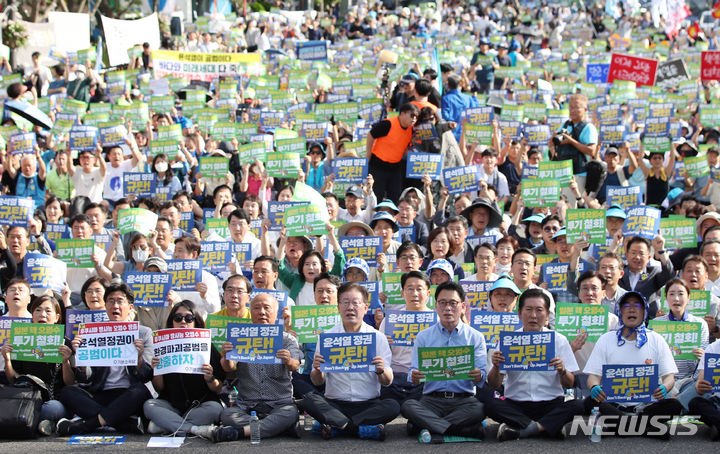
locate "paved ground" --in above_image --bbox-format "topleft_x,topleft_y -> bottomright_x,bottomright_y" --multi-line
0,418 -> 716,453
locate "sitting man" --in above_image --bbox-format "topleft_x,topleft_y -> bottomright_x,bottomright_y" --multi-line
213,292 -> 303,442
57,282 -> 153,435
486,288 -> 583,441
306,282 -> 400,440
401,280 -> 487,442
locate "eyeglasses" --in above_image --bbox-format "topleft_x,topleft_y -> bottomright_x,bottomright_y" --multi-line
106,298 -> 128,306
173,313 -> 196,323
621,302 -> 644,310
475,255 -> 495,262
339,300 -> 366,307
398,254 -> 420,261
224,287 -> 248,295
436,300 -> 461,308
86,288 -> 104,295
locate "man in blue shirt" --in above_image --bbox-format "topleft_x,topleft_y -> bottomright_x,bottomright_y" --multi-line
442,74 -> 479,142
470,38 -> 496,94
401,280 -> 487,441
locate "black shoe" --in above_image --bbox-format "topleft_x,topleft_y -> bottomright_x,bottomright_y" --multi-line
457,423 -> 484,439
284,421 -> 302,439
497,423 -> 520,442
407,421 -> 420,436
56,418 -> 84,436
211,426 -> 239,443
710,424 -> 720,441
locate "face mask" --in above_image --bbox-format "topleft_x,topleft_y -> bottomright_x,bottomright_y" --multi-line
155,162 -> 169,173
133,248 -> 149,263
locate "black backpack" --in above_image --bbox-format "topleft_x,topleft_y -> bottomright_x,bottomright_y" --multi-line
0,375 -> 48,439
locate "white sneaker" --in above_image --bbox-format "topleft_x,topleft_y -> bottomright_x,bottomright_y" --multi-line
191,424 -> 216,440
147,421 -> 164,434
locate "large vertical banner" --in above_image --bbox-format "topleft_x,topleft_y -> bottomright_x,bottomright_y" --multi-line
101,13 -> 161,66
48,12 -> 91,53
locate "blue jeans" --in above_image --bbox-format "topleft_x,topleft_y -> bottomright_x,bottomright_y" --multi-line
40,399 -> 68,422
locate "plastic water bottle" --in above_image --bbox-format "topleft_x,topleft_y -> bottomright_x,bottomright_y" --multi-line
420,429 -> 432,443
303,412 -> 313,431
590,407 -> 601,442
249,411 -> 260,444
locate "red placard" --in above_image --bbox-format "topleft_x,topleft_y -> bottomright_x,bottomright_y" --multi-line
607,53 -> 658,87
702,51 -> 720,81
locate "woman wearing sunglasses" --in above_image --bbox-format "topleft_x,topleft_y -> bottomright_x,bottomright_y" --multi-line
143,301 -> 225,437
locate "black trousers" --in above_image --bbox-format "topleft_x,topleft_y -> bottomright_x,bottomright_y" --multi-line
402,395 -> 485,435
484,396 -> 584,437
689,396 -> 720,432
369,155 -> 404,204
302,392 -> 400,431
59,383 -> 151,429
583,396 -> 683,422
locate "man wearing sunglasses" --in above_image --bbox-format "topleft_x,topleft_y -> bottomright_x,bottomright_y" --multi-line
531,215 -> 562,256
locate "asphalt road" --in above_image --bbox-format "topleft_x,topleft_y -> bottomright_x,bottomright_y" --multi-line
0,418 -> 716,453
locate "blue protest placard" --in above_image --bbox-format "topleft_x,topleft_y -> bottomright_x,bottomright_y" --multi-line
23,253 -> 67,293
340,236 -> 381,266
259,110 -> 286,131
599,124 -> 626,145
69,125 -> 98,151
232,242 -> 252,265
226,322 -> 283,364
524,124 -> 551,146
91,232 -> 112,254
8,132 -> 36,155
301,121 -> 329,142
125,271 -> 171,306
705,353 -> 720,393
384,310 -> 437,346
498,330 -> 555,371
602,364 -> 658,403
332,157 -> 368,184
250,288 -> 289,321
466,235 -> 497,249
123,172 -> 156,197
0,196 -> 34,226
542,262 -> 585,292
45,223 -> 70,242
267,201 -> 306,231
586,63 -> 610,83
470,311 -> 522,349
459,280 -> 494,308
64,309 -> 109,340
166,259 -> 201,291
622,205 -> 661,239
644,116 -> 671,137
521,164 -> 538,180
406,152 -> 443,180
461,106 -> 494,125
607,186 -> 641,209
0,316 -> 31,345
297,40 -> 329,61
498,120 -> 523,140
68,436 -> 127,445
357,280 -> 381,310
319,332 -> 377,373
443,165 -> 479,195
98,122 -> 127,146
397,225 -> 416,243
199,241 -> 232,275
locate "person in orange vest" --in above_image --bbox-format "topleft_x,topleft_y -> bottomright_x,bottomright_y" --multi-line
410,79 -> 440,116
365,103 -> 419,203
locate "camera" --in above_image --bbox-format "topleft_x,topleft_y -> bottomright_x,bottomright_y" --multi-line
552,134 -> 564,146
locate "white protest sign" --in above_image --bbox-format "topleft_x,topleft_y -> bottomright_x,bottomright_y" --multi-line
101,13 -> 161,66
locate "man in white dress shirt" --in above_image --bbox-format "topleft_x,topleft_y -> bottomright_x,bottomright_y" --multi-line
305,282 -> 400,440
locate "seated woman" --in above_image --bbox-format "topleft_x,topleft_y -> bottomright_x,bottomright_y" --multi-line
144,301 -> 225,437
1,294 -> 74,435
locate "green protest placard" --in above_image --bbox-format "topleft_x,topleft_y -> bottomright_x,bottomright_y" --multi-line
521,178 -> 561,207
642,136 -> 671,154
701,105 -> 720,128
662,289 -> 711,317
274,128 -> 299,141
212,121 -> 237,141
660,217 -> 697,249
333,102 -> 359,122
291,305 -> 340,343
156,123 -> 182,143
237,142 -> 267,164
266,152 -> 301,178
117,208 -> 159,236
566,209 -> 606,244
9,322 -> 64,363
199,156 -> 229,177
523,103 -> 547,121
196,113 -> 218,133
418,346 -> 475,381
501,104 -> 524,121
82,112 -> 109,128
555,303 -> 609,342
56,239 -> 95,268
648,320 -> 702,360
382,272 -> 404,304
276,137 -> 306,154
206,218 -> 229,238
206,314 -> 250,351
62,99 -> 88,117
684,155 -> 709,178
150,95 -> 174,113
149,139 -> 178,157
463,124 -> 493,146
285,204 -> 328,236
538,160 -> 573,186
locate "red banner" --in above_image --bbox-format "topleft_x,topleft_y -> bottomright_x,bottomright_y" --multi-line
702,51 -> 720,81
607,53 -> 658,87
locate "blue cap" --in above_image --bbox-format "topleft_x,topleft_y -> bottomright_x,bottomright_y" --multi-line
479,37 -> 491,45
606,205 -> 627,219
343,257 -> 370,280
427,259 -> 454,279
369,211 -> 398,232
522,213 -> 545,224
552,227 -> 567,240
374,199 -> 399,214
490,276 -> 521,295
615,291 -> 649,324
